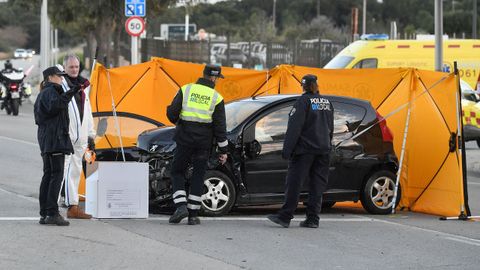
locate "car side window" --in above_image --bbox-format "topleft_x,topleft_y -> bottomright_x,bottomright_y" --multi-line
255,106 -> 291,145
331,101 -> 366,143
244,106 -> 292,157
352,58 -> 378,69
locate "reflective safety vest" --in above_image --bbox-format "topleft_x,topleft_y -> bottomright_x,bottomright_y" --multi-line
180,83 -> 223,123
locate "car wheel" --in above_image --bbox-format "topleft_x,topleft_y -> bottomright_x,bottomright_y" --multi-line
12,99 -> 19,116
361,170 -> 401,215
200,170 -> 236,217
477,139 -> 480,148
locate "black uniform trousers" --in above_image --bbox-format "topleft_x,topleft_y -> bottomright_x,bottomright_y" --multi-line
278,153 -> 330,221
170,144 -> 210,216
39,153 -> 65,217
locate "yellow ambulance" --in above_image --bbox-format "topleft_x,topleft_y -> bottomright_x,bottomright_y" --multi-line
324,35 -> 480,89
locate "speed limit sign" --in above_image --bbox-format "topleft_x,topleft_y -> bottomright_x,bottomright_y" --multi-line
125,16 -> 145,37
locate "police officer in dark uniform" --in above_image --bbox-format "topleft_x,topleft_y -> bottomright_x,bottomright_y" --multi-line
267,74 -> 334,228
34,66 -> 81,226
166,64 -> 228,225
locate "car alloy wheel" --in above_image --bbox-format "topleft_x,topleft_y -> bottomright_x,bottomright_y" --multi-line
361,170 -> 401,214
200,170 -> 236,216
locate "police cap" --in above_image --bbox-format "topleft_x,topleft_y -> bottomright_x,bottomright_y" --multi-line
300,74 -> 317,87
43,66 -> 66,80
203,64 -> 224,78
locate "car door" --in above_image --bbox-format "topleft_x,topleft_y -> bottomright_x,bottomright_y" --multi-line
328,100 -> 367,190
243,105 -> 292,193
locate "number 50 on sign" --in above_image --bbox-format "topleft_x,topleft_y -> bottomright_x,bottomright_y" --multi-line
125,17 -> 145,37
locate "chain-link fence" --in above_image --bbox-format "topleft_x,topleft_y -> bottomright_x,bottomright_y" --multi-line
138,38 -> 346,69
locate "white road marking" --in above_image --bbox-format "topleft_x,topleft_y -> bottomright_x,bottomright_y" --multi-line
0,135 -> 37,147
374,218 -> 480,247
0,187 -> 38,203
0,216 -> 374,222
468,182 -> 480,186
444,236 -> 480,247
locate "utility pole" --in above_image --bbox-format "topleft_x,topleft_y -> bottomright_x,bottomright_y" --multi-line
474,0 -> 478,39
317,0 -> 320,17
40,0 -> 50,72
273,0 -> 277,29
362,0 -> 367,36
434,0 -> 443,71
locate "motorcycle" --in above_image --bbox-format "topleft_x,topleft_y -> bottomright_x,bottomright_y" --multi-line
0,69 -> 27,116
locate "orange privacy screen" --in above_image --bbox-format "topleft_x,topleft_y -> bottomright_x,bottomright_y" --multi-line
89,58 -> 464,217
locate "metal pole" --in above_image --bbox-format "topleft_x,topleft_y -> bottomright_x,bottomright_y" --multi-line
392,106 -> 411,214
40,0 -> 50,71
362,0 -> 367,36
474,0 -> 478,39
434,0 -> 443,71
273,0 -> 277,29
54,29 -> 58,65
131,36 -> 138,64
185,13 -> 189,41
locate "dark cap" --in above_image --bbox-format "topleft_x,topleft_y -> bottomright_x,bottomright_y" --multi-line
203,64 -> 224,78
301,74 -> 318,87
43,66 -> 66,80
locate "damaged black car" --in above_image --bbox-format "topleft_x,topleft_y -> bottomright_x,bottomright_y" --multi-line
131,94 -> 400,216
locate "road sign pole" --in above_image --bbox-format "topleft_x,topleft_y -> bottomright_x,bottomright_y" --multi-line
131,36 -> 138,65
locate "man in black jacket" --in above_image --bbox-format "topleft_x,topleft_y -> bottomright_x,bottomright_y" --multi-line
268,74 -> 334,228
34,66 -> 80,226
166,64 -> 228,225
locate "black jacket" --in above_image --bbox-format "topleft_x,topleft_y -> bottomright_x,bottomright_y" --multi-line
34,82 -> 76,155
282,92 -> 334,159
167,78 -> 227,152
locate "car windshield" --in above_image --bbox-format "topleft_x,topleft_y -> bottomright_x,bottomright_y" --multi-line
225,100 -> 268,132
324,56 -> 355,69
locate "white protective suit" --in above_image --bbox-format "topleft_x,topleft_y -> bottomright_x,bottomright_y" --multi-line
60,76 -> 96,206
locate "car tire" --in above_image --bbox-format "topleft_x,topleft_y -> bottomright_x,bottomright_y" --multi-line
12,99 -> 19,116
477,139 -> 480,148
360,170 -> 401,215
200,170 -> 236,217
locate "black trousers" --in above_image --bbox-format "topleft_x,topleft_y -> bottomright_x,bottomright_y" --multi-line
170,144 -> 209,215
39,153 -> 65,217
278,153 -> 330,221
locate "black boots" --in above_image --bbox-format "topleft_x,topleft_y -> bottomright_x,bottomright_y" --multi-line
299,219 -> 319,228
188,216 -> 201,225
44,214 -> 70,226
169,205 -> 189,224
267,214 -> 290,228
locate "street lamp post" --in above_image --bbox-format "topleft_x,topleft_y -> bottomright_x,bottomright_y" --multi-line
362,0 -> 367,36
434,0 -> 443,71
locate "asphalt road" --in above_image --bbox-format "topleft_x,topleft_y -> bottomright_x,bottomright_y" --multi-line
0,103 -> 479,269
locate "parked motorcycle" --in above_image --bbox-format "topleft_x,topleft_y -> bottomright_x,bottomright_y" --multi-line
0,69 -> 26,116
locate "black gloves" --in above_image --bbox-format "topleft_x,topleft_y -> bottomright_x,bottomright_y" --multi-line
88,137 -> 95,151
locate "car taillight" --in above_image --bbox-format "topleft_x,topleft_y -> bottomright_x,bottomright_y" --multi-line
376,111 -> 394,142
9,83 -> 18,90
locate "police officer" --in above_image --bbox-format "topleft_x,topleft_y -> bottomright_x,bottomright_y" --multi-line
267,74 -> 334,228
166,64 -> 228,225
34,66 -> 81,226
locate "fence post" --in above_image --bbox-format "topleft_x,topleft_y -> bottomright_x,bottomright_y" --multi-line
227,34 -> 231,67
266,42 -> 272,68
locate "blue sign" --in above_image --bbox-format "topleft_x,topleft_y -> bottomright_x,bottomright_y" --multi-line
125,0 -> 146,17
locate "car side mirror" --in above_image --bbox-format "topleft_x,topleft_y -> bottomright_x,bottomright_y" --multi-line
245,140 -> 261,159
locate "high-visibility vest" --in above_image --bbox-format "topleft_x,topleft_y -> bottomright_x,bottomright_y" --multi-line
180,83 -> 223,123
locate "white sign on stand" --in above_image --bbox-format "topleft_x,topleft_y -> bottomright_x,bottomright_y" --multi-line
86,162 -> 149,219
